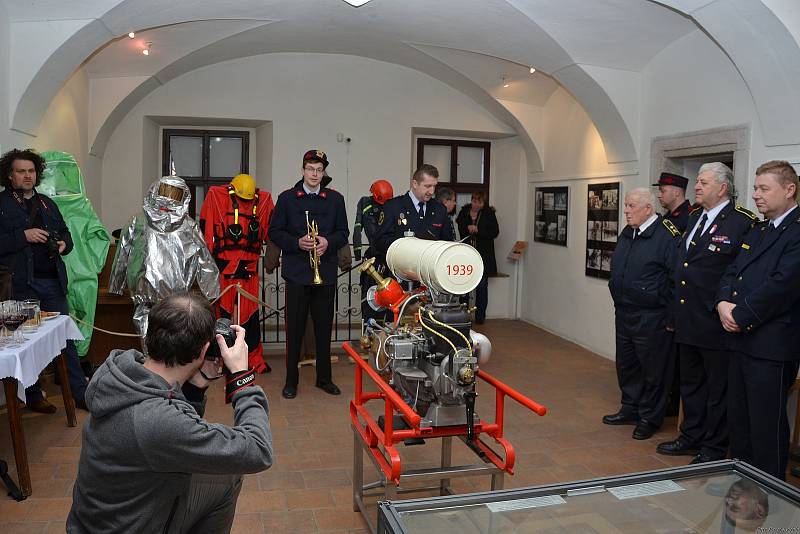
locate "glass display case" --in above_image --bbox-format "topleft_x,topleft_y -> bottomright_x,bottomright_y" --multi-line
377,460 -> 800,533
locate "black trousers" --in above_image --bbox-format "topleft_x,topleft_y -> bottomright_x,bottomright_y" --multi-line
678,343 -> 729,458
728,351 -> 799,480
284,283 -> 336,388
614,308 -> 674,426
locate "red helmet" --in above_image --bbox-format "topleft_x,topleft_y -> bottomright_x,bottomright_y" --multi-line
370,179 -> 393,205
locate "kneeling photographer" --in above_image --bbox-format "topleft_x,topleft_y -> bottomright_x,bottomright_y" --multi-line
68,292 -> 273,534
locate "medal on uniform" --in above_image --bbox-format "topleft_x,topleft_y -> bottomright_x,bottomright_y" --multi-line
709,224 -> 717,235
398,215 -> 407,226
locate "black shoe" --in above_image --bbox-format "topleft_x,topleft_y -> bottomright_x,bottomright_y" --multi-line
27,398 -> 57,414
281,385 -> 297,399
602,411 -> 638,425
690,453 -> 723,465
315,382 -> 341,395
632,420 -> 659,440
656,438 -> 700,457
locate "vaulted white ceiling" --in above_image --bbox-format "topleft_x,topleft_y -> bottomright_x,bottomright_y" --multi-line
4,0 -> 799,167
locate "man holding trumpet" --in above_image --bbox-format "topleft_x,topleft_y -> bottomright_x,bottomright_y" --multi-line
268,150 -> 349,399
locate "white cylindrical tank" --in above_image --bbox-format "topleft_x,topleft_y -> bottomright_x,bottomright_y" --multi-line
386,237 -> 484,295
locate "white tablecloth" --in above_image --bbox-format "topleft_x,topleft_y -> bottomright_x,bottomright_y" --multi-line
0,315 -> 84,401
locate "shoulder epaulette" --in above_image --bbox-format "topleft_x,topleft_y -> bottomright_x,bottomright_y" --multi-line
662,218 -> 680,237
735,205 -> 758,221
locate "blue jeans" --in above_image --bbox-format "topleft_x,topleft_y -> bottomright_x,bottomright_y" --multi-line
17,277 -> 87,403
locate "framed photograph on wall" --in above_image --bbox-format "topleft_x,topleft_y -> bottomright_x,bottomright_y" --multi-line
534,186 -> 568,246
586,182 -> 620,279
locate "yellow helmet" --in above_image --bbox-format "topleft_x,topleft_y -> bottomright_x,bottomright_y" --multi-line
230,174 -> 256,200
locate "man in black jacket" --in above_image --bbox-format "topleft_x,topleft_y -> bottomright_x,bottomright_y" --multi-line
657,163 -> 756,464
604,188 -> 681,440
374,164 -> 454,260
268,150 -> 349,399
716,160 -> 800,480
0,148 -> 87,412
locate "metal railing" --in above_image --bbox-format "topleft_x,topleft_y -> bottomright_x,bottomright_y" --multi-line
258,247 -> 363,348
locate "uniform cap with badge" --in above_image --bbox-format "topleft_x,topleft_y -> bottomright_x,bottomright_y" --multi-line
303,149 -> 328,169
653,172 -> 689,190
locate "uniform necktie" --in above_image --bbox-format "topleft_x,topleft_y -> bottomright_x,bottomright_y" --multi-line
633,228 -> 639,239
418,202 -> 425,219
694,214 -> 708,239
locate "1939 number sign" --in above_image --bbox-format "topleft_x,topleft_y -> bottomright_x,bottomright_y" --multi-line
447,264 -> 474,276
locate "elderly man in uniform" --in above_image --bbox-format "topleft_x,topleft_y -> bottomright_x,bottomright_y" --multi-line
655,172 -> 694,233
716,160 -> 800,480
603,188 -> 681,440
268,150 -> 349,399
375,164 -> 454,257
657,162 -> 756,464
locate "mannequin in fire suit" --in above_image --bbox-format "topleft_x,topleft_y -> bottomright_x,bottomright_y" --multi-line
109,176 -> 220,339
199,173 -> 274,373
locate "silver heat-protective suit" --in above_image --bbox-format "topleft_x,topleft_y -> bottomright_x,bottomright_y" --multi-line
108,176 -> 220,337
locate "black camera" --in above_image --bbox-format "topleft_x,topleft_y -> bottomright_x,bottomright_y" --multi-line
45,231 -> 61,258
205,318 -> 236,360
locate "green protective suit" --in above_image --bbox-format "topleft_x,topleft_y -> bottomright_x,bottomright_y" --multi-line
39,151 -> 111,357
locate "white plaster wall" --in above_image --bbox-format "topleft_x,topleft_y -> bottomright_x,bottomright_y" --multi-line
0,3 -> 9,152
521,86 -> 631,359
642,29 -> 800,203
6,66 -> 103,209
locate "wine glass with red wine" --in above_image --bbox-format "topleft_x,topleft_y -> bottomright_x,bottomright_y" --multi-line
0,301 -> 9,348
3,302 -> 27,346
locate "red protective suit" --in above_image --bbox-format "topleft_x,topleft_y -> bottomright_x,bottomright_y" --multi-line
200,185 -> 274,372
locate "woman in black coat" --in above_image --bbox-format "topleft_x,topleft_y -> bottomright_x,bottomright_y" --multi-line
456,191 -> 499,324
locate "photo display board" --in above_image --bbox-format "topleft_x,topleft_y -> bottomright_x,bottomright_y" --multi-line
586,182 -> 620,279
534,186 -> 568,246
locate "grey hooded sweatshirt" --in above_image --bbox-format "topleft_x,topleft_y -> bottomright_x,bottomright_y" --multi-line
67,349 -> 273,533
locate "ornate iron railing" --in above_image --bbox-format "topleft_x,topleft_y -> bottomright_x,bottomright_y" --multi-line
258,247 -> 363,348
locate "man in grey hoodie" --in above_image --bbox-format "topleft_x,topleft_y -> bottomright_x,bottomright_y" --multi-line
67,293 -> 273,533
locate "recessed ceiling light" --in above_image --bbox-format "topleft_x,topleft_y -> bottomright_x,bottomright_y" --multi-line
529,66 -> 536,74
128,31 -> 135,39
342,0 -> 373,6
142,42 -> 152,56
502,76 -> 510,88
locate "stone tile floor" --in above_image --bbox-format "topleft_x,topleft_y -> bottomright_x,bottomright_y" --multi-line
0,320 -> 797,532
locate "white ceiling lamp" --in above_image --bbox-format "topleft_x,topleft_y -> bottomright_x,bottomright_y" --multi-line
502,76 -> 510,88
142,42 -> 152,56
529,66 -> 536,74
342,0 -> 373,6
128,31 -> 135,39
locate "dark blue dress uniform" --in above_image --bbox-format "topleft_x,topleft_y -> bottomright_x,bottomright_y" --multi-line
716,204 -> 800,479
268,180 -> 349,391
374,192 -> 455,258
663,199 -> 696,234
608,216 -> 680,430
670,203 -> 755,460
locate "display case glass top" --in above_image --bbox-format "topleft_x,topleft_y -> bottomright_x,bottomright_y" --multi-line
378,461 -> 800,533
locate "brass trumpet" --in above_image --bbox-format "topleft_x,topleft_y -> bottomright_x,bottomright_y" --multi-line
305,210 -> 323,285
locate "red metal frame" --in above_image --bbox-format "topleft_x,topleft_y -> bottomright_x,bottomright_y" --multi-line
345,341 -> 547,485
